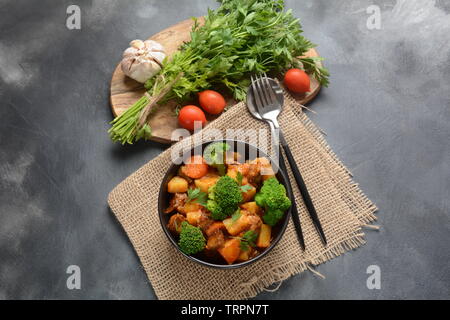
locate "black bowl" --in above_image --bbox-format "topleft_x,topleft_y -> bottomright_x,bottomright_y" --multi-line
158,139 -> 293,269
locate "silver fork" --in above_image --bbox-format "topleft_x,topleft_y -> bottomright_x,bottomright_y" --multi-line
248,74 -> 305,250
250,73 -> 328,247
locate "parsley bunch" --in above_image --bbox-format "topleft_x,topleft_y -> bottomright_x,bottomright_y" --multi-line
109,0 -> 329,144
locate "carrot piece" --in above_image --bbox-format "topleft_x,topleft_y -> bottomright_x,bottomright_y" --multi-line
218,238 -> 241,264
181,155 -> 209,179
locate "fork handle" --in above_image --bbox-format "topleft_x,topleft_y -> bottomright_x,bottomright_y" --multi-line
279,132 -> 328,246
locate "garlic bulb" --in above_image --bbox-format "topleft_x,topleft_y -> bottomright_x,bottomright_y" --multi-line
121,39 -> 166,83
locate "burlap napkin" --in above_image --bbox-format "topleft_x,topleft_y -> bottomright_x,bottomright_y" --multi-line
108,92 -> 377,300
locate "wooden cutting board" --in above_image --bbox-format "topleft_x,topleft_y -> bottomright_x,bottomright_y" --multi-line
110,17 -> 322,144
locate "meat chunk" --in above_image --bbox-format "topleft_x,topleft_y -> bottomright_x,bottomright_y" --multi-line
247,213 -> 262,232
206,231 -> 225,250
195,210 -> 214,232
227,163 -> 250,178
205,222 -> 226,251
167,214 -> 185,234
205,222 -> 226,237
164,193 -> 187,214
246,161 -> 262,183
248,157 -> 275,181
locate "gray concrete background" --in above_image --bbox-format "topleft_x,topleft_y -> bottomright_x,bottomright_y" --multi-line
0,0 -> 449,299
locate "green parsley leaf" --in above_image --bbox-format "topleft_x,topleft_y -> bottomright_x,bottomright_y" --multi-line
239,230 -> 258,251
236,171 -> 243,185
243,230 -> 258,246
231,209 -> 241,222
240,184 -> 253,192
240,241 -> 250,252
187,188 -> 208,206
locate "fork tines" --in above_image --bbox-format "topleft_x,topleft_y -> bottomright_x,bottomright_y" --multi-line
251,73 -> 278,113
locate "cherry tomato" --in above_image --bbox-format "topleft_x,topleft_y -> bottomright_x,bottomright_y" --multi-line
284,68 -> 311,93
178,105 -> 206,131
198,90 -> 226,115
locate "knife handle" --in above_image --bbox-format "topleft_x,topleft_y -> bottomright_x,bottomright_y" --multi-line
278,150 -> 306,251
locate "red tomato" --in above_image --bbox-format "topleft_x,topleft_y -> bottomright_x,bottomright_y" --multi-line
198,90 -> 226,115
178,105 -> 206,131
284,68 -> 311,93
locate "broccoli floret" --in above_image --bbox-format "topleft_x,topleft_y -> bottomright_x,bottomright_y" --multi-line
254,193 -> 265,208
206,176 -> 243,220
206,199 -> 228,220
203,142 -> 230,176
255,177 -> 292,226
262,209 -> 285,226
178,221 -> 206,255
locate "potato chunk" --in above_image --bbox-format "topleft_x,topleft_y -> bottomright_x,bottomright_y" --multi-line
240,202 -> 261,216
237,247 -> 255,262
167,176 -> 188,193
256,224 -> 272,248
194,174 -> 219,193
241,185 -> 256,202
178,201 -> 202,215
253,157 -> 275,180
218,238 -> 241,264
226,167 -> 238,180
223,211 -> 253,236
186,210 -> 203,226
